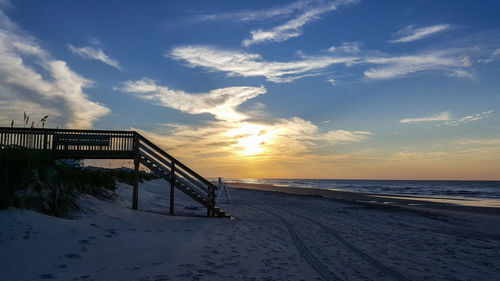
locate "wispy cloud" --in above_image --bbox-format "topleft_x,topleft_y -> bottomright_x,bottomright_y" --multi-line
390,24 -> 451,43
400,110 -> 492,125
364,50 -> 469,80
242,0 -> 356,46
170,45 -> 475,83
317,129 -> 373,144
0,10 -> 109,128
454,137 -> 500,146
69,44 -> 121,70
400,112 -> 451,124
326,78 -> 337,85
193,0 -> 314,22
169,45 -> 358,83
442,110 -> 493,126
478,48 -> 500,63
136,117 -> 372,161
328,42 -> 361,54
116,79 -> 266,121
118,77 -> 371,160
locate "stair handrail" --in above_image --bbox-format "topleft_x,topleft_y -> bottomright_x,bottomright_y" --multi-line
139,148 -> 210,195
135,133 -> 218,192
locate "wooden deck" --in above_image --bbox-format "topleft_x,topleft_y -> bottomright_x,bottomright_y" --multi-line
0,127 -> 230,218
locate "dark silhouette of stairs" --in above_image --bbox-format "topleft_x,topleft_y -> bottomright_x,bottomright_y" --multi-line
0,127 -> 231,218
137,134 -> 231,218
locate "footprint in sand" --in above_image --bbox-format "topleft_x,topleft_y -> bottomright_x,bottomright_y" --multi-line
196,269 -> 216,275
65,253 -> 82,259
95,267 -> 107,272
38,273 -> 56,279
176,271 -> 193,278
153,274 -> 170,281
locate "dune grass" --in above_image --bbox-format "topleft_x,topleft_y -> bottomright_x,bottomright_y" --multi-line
0,150 -> 157,216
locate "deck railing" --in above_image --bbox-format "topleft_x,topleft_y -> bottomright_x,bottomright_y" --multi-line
0,127 -> 135,159
136,133 -> 218,216
0,127 -> 224,217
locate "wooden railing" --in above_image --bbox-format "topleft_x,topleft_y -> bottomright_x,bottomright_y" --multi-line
0,127 -> 222,217
137,133 -> 218,216
0,127 -> 135,159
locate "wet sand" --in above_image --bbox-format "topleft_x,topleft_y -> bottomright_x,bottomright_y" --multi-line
226,182 -> 500,216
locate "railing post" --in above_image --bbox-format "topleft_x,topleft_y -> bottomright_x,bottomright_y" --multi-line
206,185 -> 211,217
43,132 -> 48,150
132,133 -> 139,210
206,184 -> 216,217
211,186 -> 216,217
169,162 -> 175,216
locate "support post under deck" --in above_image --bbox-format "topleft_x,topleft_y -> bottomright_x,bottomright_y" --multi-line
132,157 -> 139,210
132,133 -> 139,210
169,162 -> 175,215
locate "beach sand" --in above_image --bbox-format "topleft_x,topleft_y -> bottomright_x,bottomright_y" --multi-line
1,179 -> 499,280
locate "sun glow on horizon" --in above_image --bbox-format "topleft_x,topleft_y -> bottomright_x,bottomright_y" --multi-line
226,122 -> 276,156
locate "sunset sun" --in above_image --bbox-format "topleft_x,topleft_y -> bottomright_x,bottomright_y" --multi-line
226,122 -> 276,156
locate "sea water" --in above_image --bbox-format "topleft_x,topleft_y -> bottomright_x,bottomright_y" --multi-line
221,179 -> 500,200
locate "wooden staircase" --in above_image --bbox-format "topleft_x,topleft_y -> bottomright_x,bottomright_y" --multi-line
137,134 -> 231,218
0,127 -> 231,218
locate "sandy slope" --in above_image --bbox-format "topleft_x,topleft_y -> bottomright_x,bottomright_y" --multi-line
1,179 -> 499,281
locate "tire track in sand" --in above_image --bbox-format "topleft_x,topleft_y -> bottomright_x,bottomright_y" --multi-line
286,210 -> 410,281
257,207 -> 343,281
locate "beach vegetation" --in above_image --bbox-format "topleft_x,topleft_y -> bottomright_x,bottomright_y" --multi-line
0,149 -> 157,216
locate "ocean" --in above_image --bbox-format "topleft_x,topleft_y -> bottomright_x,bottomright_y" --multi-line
221,178 -> 500,200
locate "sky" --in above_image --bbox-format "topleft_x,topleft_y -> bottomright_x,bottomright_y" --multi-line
1,0 -> 500,180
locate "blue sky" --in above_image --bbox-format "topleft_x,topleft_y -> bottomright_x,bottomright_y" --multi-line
1,0 -> 500,179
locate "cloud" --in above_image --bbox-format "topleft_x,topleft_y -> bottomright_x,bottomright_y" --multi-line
136,117 -> 372,160
193,0 -> 314,22
454,138 -> 500,146
326,78 -> 337,85
390,24 -> 451,43
478,48 -> 500,63
442,110 -> 493,126
69,44 -> 121,70
169,45 -> 358,83
170,45 -> 475,83
317,129 -> 373,144
364,50 -> 468,79
242,0 -> 356,46
460,55 -> 472,67
400,110 -> 492,125
400,112 -> 451,123
0,10 -> 109,128
117,79 -> 266,121
448,69 -> 473,78
118,76 -> 371,160
328,42 -> 361,54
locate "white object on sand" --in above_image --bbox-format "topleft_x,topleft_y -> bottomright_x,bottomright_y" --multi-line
216,177 -> 232,204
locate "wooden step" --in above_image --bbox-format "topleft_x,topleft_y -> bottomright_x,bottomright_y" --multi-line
139,151 -> 231,218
